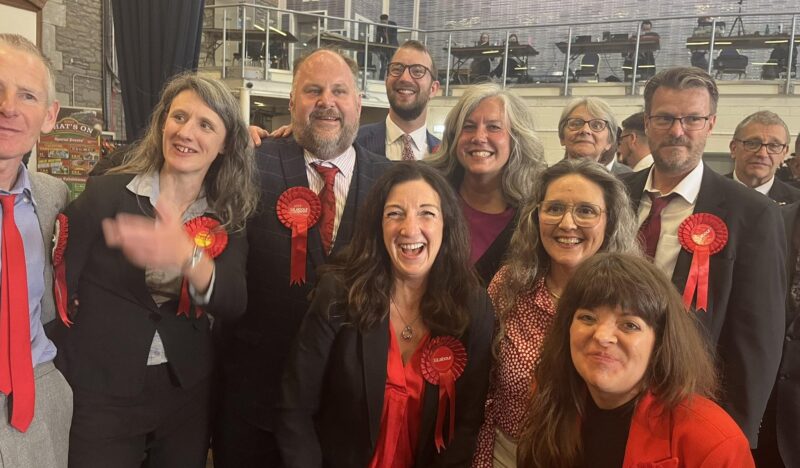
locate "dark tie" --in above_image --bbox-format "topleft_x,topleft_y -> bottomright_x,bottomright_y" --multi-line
0,195 -> 34,432
313,164 -> 340,255
637,192 -> 677,259
401,134 -> 415,161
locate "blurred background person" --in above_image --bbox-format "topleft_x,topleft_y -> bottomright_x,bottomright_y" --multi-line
617,112 -> 653,172
470,33 -> 493,83
427,83 -> 546,285
558,97 -> 630,175
517,253 -> 754,468
52,73 -> 258,467
276,162 -> 493,467
472,159 -> 640,467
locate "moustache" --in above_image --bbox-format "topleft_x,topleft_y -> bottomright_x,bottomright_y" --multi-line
311,110 -> 342,120
660,137 -> 691,147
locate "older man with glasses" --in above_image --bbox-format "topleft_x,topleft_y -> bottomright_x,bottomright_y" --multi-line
726,110 -> 800,205
620,67 -> 786,454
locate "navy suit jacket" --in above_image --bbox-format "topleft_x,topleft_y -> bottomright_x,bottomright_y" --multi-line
622,165 -> 786,446
219,137 -> 391,430
724,172 -> 800,206
357,121 -> 441,159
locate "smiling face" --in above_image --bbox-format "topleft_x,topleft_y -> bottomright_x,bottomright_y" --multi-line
290,50 -> 362,160
0,45 -> 59,162
383,179 -> 443,286
456,97 -> 511,182
161,90 -> 227,178
646,87 -> 716,177
560,105 -> 612,162
386,47 -> 439,122
731,123 -> 789,187
570,305 -> 656,409
539,174 -> 607,277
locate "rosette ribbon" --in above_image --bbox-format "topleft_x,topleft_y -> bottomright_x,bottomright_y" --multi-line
52,213 -> 72,326
276,187 -> 321,285
178,216 -> 228,317
420,336 -> 467,452
678,213 -> 728,312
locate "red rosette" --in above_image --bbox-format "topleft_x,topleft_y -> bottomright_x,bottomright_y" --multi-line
276,187 -> 321,285
421,336 -> 468,452
178,216 -> 229,318
51,213 -> 72,326
678,213 -> 729,312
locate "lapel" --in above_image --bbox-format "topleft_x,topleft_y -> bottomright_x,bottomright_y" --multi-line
362,316 -> 390,450
426,131 -> 441,154
623,393 -> 679,468
117,191 -> 161,312
670,166 -> 727,294
784,202 -> 800,328
29,174 -> 56,255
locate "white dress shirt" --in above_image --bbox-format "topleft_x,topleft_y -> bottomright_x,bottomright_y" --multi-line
632,154 -> 654,172
636,163 -> 704,277
384,115 -> 429,161
732,170 -> 774,196
304,146 -> 356,247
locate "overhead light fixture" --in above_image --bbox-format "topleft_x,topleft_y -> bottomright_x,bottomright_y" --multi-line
270,27 -> 287,37
254,24 -> 265,31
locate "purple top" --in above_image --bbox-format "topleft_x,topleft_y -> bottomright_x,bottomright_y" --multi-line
460,199 -> 516,265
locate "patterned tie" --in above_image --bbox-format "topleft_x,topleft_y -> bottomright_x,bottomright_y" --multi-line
0,195 -> 34,432
637,192 -> 677,259
313,163 -> 340,255
401,134 -> 415,161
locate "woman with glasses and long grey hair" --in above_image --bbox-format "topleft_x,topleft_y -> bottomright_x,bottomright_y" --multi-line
426,83 -> 546,286
558,97 -> 630,175
472,159 -> 640,467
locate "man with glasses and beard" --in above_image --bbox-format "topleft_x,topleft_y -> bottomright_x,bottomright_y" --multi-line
621,67 -> 785,452
212,48 -> 391,468
357,40 -> 441,160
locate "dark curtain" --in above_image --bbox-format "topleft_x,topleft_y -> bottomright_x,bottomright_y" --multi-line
111,0 -> 205,140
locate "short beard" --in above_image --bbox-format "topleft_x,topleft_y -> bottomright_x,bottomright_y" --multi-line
389,86 -> 429,122
293,116 -> 359,160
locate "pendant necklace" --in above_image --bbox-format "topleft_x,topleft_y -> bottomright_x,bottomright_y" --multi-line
390,296 -> 421,341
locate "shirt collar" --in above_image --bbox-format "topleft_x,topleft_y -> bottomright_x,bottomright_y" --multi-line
643,161 -> 704,204
632,154 -> 654,172
303,146 -> 356,174
126,170 -> 210,219
385,114 -> 428,151
0,163 -> 35,206
732,170 -> 775,196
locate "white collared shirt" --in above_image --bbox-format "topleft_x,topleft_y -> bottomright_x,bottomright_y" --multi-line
304,146 -> 356,247
632,154 -> 654,172
732,170 -> 774,196
384,114 -> 429,161
636,163 -> 705,277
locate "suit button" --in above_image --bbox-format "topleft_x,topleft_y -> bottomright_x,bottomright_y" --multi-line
149,312 -> 161,322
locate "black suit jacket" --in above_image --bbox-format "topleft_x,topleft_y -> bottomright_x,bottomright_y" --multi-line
357,121 -> 441,159
52,174 -> 248,397
724,172 -> 800,206
774,202 -> 800,466
276,273 -> 494,468
219,137 -> 391,430
622,164 -> 786,446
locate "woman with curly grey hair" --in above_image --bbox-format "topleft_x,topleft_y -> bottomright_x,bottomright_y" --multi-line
472,159 -> 640,467
427,83 -> 546,285
52,72 -> 258,467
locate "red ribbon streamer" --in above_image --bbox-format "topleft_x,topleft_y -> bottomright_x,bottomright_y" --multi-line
420,336 -> 467,452
276,187 -> 321,286
677,213 -> 727,312
52,213 -> 72,326
178,216 -> 228,318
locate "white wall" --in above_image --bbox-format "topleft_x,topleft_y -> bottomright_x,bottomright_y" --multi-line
0,5 -> 37,42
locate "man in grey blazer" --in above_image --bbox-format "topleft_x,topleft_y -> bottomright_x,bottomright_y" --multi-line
0,34 -> 71,468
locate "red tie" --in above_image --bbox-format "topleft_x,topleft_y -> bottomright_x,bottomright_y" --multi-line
313,164 -> 339,255
0,195 -> 34,432
637,192 -> 677,259
401,134 -> 415,161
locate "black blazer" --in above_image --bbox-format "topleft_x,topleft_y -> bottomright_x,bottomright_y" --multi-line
774,202 -> 800,466
218,137 -> 391,430
724,172 -> 800,205
51,174 -> 248,397
357,121 -> 441,159
276,273 -> 494,468
622,165 -> 786,446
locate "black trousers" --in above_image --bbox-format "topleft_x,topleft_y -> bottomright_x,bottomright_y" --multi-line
211,388 -> 282,468
68,364 -> 211,468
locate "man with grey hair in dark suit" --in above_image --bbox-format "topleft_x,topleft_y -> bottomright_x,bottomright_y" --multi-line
213,48 -> 391,468
0,34 -> 71,468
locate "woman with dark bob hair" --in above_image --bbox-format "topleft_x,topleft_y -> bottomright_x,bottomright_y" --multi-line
473,159 -> 639,467
517,253 -> 753,467
427,83 -> 546,285
51,72 -> 258,467
277,162 -> 494,467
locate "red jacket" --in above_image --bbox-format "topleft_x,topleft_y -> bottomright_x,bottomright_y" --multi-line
623,393 -> 754,468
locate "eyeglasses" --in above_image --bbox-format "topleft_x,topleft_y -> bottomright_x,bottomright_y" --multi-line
564,118 -> 608,133
537,201 -> 606,227
618,133 -> 634,142
387,62 -> 432,79
733,139 -> 787,155
647,115 -> 711,131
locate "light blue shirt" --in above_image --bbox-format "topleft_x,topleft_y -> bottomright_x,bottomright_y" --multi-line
0,165 -> 56,367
